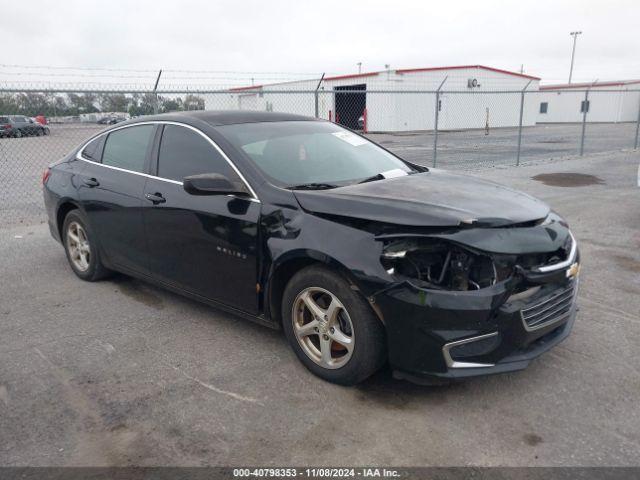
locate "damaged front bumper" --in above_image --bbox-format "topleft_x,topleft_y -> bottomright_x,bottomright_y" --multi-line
372,258 -> 580,383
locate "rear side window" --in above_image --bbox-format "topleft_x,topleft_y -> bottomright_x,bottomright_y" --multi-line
81,136 -> 103,161
102,125 -> 154,173
157,125 -> 239,182
0,117 -> 9,123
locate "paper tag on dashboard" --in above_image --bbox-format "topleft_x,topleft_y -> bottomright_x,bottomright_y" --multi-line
332,131 -> 369,147
381,169 -> 408,179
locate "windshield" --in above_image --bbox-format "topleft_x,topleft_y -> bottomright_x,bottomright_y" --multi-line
217,121 -> 414,187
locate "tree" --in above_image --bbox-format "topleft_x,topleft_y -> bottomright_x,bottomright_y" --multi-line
66,93 -> 98,115
99,93 -> 129,113
0,94 -> 19,115
129,93 -> 157,116
160,96 -> 183,113
183,94 -> 205,111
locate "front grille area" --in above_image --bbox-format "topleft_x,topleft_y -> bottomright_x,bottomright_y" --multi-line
521,282 -> 576,331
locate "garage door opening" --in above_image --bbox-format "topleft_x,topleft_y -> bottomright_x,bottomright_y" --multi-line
335,84 -> 366,130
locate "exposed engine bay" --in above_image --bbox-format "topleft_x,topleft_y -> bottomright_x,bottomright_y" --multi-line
380,237 -> 572,292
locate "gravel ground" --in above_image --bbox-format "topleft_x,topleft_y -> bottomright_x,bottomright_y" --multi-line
1,149 -> 639,467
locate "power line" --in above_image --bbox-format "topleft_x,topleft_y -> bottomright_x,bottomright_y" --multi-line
0,63 -> 323,76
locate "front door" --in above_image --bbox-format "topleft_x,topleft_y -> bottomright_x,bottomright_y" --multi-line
142,124 -> 260,314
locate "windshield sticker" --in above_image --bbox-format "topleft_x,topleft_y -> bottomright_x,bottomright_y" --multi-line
332,131 -> 369,147
381,169 -> 408,179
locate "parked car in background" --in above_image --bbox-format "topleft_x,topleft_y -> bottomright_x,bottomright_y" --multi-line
97,115 -> 127,125
0,116 -> 48,137
0,116 -> 12,137
31,117 -> 50,135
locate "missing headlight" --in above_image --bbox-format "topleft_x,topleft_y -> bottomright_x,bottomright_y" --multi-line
381,239 -> 512,291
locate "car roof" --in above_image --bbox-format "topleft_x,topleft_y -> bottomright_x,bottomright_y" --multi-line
125,110 -> 320,127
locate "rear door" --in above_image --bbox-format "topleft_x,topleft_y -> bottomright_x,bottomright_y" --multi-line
78,124 -> 156,274
142,123 -> 261,313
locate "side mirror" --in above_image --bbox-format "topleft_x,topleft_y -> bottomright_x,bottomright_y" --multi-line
183,173 -> 250,197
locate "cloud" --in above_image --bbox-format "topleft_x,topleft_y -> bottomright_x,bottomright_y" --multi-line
1,0 -> 638,85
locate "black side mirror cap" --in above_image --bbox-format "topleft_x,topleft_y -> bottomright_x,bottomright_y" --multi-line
183,173 -> 250,197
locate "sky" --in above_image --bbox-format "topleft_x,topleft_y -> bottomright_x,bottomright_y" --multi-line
1,0 -> 639,88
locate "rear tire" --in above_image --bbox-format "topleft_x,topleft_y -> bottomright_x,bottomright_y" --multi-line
282,265 -> 386,385
14,130 -> 22,138
62,209 -> 112,281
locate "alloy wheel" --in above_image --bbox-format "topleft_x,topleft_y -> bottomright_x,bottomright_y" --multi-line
66,221 -> 91,272
292,287 -> 355,369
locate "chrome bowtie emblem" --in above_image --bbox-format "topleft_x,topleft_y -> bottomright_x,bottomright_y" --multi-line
566,262 -> 580,279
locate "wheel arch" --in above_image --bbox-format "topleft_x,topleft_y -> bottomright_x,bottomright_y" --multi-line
266,249 -> 379,326
55,199 -> 83,240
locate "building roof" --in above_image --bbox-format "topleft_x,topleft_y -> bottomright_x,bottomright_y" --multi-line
395,65 -> 540,80
540,79 -> 640,90
229,64 -> 540,91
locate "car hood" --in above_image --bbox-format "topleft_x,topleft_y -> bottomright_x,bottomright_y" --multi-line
293,170 -> 550,227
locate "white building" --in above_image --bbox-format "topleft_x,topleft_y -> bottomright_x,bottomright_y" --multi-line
536,80 -> 640,123
208,65 -> 541,132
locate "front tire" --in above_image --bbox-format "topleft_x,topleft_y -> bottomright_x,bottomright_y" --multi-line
282,265 -> 386,385
62,210 -> 111,281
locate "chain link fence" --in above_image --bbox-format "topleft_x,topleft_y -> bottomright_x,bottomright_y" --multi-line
1,86 -> 639,227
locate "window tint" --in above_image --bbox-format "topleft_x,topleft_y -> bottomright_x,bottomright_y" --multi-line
81,136 -> 102,161
102,125 -> 154,173
158,125 -> 239,182
539,102 -> 548,114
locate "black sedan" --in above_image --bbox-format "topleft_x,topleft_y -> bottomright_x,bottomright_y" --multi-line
42,111 -> 580,385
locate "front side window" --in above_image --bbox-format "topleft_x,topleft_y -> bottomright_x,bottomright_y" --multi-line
102,125 -> 154,173
217,121 -> 415,187
157,125 -> 239,182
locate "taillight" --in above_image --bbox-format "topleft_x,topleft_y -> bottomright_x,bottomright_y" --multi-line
42,168 -> 51,186
3,124 -> 11,129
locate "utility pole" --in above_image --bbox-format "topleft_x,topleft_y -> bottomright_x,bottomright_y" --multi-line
153,69 -> 162,114
357,62 -> 362,74
568,31 -> 582,84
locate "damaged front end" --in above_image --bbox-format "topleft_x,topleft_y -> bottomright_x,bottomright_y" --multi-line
370,213 -> 580,381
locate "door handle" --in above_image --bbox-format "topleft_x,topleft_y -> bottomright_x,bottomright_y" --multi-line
145,192 -> 166,204
83,177 -> 99,187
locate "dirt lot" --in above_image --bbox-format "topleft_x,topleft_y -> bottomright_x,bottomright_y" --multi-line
1,149 -> 639,467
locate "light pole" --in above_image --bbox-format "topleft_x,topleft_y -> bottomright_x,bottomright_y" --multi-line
357,62 -> 362,74
568,31 -> 582,84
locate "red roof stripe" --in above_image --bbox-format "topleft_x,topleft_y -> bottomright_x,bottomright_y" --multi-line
323,71 -> 380,81
395,65 -> 540,81
227,65 -> 541,91
540,80 -> 640,90
229,85 -> 263,92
